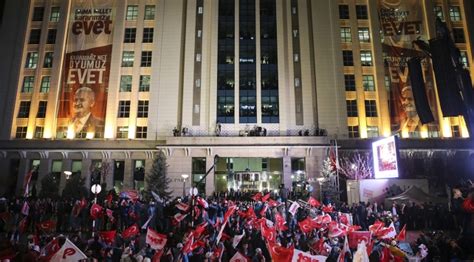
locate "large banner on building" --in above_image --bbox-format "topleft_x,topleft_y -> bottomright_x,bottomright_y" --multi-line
57,0 -> 114,138
378,0 -> 438,135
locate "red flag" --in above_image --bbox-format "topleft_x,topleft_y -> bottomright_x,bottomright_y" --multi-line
152,249 -> 164,262
23,170 -> 33,197
230,251 -> 250,262
261,220 -> 277,242
182,235 -> 194,254
106,209 -> 115,223
259,204 -> 268,216
369,220 -> 384,234
197,197 -> 209,209
298,217 -> 314,234
251,192 -> 262,201
224,205 -> 237,222
90,203 -> 103,219
462,198 -> 474,213
99,230 -> 116,244
38,237 -> 61,261
267,241 -> 294,262
146,228 -> 167,250
173,213 -> 188,224
275,213 -> 288,232
322,204 -> 334,213
396,224 -> 406,241
213,245 -> 224,260
192,222 -> 208,238
308,197 -> 321,207
261,193 -> 271,202
268,199 -> 279,207
37,220 -> 56,232
328,221 -> 346,238
176,202 -> 190,212
122,224 -> 139,239
348,231 -> 372,249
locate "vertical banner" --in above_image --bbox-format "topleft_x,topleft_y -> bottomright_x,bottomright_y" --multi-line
379,0 -> 438,135
57,0 -> 115,138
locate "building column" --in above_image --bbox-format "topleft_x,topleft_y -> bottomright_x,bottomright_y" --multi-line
15,157 -> 29,196
123,159 -> 134,189
36,158 -> 52,194
103,158 -> 115,191
205,156 -> 215,196
282,156 -> 292,190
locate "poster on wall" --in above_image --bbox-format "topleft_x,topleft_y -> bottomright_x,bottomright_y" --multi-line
372,136 -> 399,179
57,0 -> 115,139
378,0 -> 438,135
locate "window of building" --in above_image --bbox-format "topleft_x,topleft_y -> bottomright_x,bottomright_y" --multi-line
339,4 -> 349,19
120,75 -> 132,92
144,5 -> 156,20
197,30 -> 202,38
47,29 -> 57,44
126,5 -> 139,21
139,75 -> 150,92
22,76 -> 35,93
134,160 -> 145,190
32,7 -> 44,21
136,126 -> 147,139
196,53 -> 201,62
113,160 -> 124,191
340,27 -> 351,43
141,51 -> 152,67
18,101 -> 31,118
121,51 -> 134,67
292,7 -> 297,15
294,53 -> 299,62
294,78 -> 300,87
365,100 -> 377,117
460,51 -> 469,68
29,29 -> 41,44
51,160 -> 62,182
367,126 -> 379,138
118,101 -> 130,118
342,50 -> 354,66
356,5 -> 368,19
198,6 -> 203,14
116,126 -> 129,138
449,6 -> 461,22
433,6 -> 444,21
40,76 -> 50,93
346,100 -> 358,117
43,52 -> 53,68
34,126 -> 44,138
25,52 -> 38,69
358,27 -> 370,42
344,75 -> 356,91
50,6 -> 60,22
362,75 -> 375,91
195,79 -> 201,88
15,126 -> 27,139
124,28 -> 136,43
452,28 -> 465,43
360,50 -> 373,66
451,125 -> 461,137
36,101 -> 47,118
143,28 -> 154,43
348,126 -> 359,138
137,100 -> 149,118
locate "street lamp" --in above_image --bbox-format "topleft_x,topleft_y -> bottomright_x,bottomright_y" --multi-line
91,184 -> 102,236
181,174 -> 189,197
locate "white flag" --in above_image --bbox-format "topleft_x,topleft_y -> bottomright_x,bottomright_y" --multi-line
288,201 -> 301,216
381,222 -> 397,239
232,231 -> 245,248
50,238 -> 87,262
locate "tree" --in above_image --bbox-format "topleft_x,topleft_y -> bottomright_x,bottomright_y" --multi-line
145,150 -> 172,200
62,172 -> 88,200
320,157 -> 340,201
39,173 -> 59,198
338,153 -> 374,180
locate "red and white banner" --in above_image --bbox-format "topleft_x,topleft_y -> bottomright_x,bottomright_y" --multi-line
267,241 -> 294,262
146,228 -> 167,250
57,0 -> 116,138
292,249 -> 327,262
49,238 -> 87,262
230,251 -> 250,262
176,202 -> 190,212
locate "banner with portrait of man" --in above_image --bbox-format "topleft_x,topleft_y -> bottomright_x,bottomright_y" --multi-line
378,0 -> 438,135
57,0 -> 115,139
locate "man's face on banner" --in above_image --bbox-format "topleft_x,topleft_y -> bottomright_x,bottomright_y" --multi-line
74,88 -> 95,119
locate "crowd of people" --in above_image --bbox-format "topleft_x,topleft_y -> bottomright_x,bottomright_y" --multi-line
0,185 -> 473,261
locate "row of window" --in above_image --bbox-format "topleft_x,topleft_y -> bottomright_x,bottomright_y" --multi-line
117,100 -> 149,118
25,52 -> 54,69
31,5 -> 156,22
124,28 -> 154,43
346,100 -> 377,117
342,50 -> 372,66
347,125 -> 379,138
28,28 -> 57,45
121,51 -> 153,67
17,101 -> 47,118
120,75 -> 151,92
15,125 -> 149,139
433,5 -> 462,22
340,27 -> 370,43
344,74 -> 375,91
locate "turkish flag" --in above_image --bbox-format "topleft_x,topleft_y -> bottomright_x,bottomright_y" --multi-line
173,213 -> 188,224
275,213 -> 288,232
369,220 -> 384,234
268,199 -> 279,207
90,203 -> 103,219
176,202 -> 190,212
146,228 -> 167,250
314,214 -> 332,225
267,241 -> 294,262
348,231 -> 371,249
106,209 -> 115,223
197,197 -> 209,209
224,205 -> 237,222
322,204 -> 334,213
328,221 -> 346,238
230,251 -> 250,262
298,218 -> 314,234
261,220 -> 277,242
122,224 -> 139,239
37,220 -> 56,232
308,197 -> 321,207
261,193 -> 271,202
251,192 -> 262,201
182,235 -> 194,254
259,204 -> 268,216
99,230 -> 116,244
192,222 -> 208,238
396,225 -> 406,241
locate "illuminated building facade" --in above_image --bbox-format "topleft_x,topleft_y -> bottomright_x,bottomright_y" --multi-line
0,0 -> 473,197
